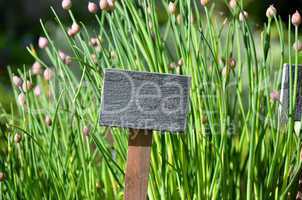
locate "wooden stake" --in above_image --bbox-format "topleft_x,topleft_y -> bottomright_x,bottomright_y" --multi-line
124,129 -> 153,200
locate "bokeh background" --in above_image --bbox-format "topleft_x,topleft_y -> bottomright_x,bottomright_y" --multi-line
0,0 -> 301,110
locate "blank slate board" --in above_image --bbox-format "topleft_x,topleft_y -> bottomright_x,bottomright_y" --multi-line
280,64 -> 302,123
100,69 -> 191,132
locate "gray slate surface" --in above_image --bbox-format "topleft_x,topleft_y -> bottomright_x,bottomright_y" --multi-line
280,64 -> 302,123
100,69 -> 191,133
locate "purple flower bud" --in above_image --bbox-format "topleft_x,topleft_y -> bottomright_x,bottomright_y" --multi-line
32,62 -> 42,75
58,51 -> 66,61
62,0 -> 72,10
12,76 -> 23,87
99,0 -> 109,11
14,133 -> 22,143
83,126 -> 90,137
38,37 -> 48,49
88,2 -> 98,13
44,68 -> 54,81
34,85 -> 41,97
270,90 -> 280,102
71,23 -> 80,34
292,10 -> 302,27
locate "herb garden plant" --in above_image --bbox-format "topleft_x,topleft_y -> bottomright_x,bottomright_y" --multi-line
1,0 -> 302,199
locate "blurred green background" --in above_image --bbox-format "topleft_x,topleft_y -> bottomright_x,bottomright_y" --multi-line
0,0 -> 301,110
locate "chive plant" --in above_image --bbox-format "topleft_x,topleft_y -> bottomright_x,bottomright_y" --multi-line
0,0 -> 301,199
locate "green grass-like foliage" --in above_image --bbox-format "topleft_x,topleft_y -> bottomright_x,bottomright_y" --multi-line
1,0 -> 302,199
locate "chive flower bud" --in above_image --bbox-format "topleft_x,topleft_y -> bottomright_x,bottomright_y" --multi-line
18,93 -> 26,106
0,172 -> 5,182
32,61 -> 42,75
200,0 -> 209,6
38,37 -> 48,49
22,81 -> 33,92
99,0 -> 109,10
12,76 -> 23,87
45,116 -> 52,127
270,90 -> 280,102
62,0 -> 72,10
293,41 -> 302,52
178,59 -> 183,67
168,2 -> 176,15
34,85 -> 41,97
43,68 -> 54,81
229,0 -> 237,9
292,10 -> 302,27
83,126 -> 90,137
239,11 -> 248,21
228,58 -> 236,69
88,2 -> 98,13
58,51 -> 66,61
266,5 -> 277,18
14,133 -> 22,143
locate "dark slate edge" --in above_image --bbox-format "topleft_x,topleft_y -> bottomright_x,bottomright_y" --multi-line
99,68 -> 192,133
279,64 -> 302,124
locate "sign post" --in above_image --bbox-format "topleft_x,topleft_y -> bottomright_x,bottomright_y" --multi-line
100,69 -> 191,200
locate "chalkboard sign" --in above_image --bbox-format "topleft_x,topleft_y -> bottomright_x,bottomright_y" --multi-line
100,69 -> 191,132
280,64 -> 302,123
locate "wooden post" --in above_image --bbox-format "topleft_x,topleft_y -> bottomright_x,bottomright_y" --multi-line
124,129 -> 152,200
99,69 -> 191,200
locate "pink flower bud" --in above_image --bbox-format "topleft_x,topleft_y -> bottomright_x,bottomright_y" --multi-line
239,11 -> 248,21
64,56 -> 72,65
83,126 -> 90,137
32,61 -> 42,75
71,23 -> 80,34
90,37 -> 100,47
228,58 -> 236,69
229,0 -> 237,9
14,133 -> 22,143
169,62 -> 176,69
18,93 -> 26,106
107,0 -> 115,10
22,81 -> 33,92
12,76 -> 23,87
200,0 -> 209,6
34,85 -> 41,97
45,115 -> 52,127
44,68 -> 54,81
270,90 -> 280,102
0,172 -> 5,182
62,0 -> 72,10
266,5 -> 277,18
99,0 -> 109,10
38,37 -> 48,49
67,28 -> 75,37
58,51 -> 66,61
88,2 -> 98,13
178,59 -> 183,67
292,10 -> 302,27
293,41 -> 302,52
168,2 -> 176,15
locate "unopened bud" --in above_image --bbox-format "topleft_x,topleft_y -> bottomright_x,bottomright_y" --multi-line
62,0 -> 72,10
88,2 -> 98,13
38,37 -> 48,49
266,5 -> 277,18
32,62 -> 42,75
44,68 -> 54,81
14,133 -> 22,143
45,116 -> 52,127
12,76 -> 23,87
292,10 -> 302,27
